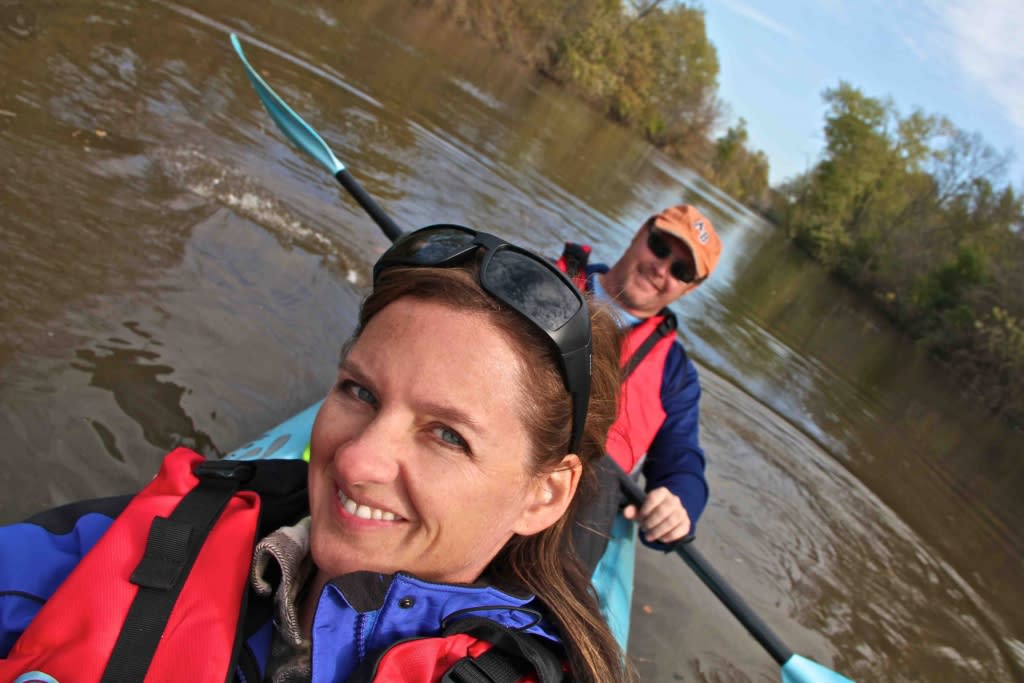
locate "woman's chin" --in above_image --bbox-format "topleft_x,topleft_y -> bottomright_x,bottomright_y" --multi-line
312,544 -> 396,579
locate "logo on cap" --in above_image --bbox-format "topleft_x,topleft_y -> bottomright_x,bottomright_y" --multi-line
694,220 -> 711,244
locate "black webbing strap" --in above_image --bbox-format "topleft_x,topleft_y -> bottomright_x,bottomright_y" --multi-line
621,311 -> 677,381
443,651 -> 520,683
441,618 -> 565,683
100,460 -> 254,683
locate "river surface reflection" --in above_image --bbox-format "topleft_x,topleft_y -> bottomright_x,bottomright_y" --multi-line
1,1 -> 1021,680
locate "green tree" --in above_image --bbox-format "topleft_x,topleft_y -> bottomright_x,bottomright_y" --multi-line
547,1 -> 721,158
709,118 -> 770,208
783,80 -> 1024,421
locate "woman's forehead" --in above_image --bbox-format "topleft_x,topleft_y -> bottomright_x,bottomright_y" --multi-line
353,300 -> 528,423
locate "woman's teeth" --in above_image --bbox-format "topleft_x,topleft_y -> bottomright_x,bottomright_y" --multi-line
338,490 -> 399,521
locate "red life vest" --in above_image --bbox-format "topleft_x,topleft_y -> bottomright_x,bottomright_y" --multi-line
554,242 -> 591,292
606,315 -> 675,473
0,448 -> 262,682
349,617 -> 565,682
555,242 -> 677,473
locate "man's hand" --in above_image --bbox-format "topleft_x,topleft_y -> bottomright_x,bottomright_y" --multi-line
622,486 -> 691,543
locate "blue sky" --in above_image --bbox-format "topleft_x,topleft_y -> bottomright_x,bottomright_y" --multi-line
702,0 -> 1024,187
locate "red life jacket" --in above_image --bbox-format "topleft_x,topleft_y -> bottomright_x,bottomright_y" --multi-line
554,242 -> 591,292
0,448 -> 264,682
606,315 -> 676,473
349,617 -> 566,682
555,242 -> 678,473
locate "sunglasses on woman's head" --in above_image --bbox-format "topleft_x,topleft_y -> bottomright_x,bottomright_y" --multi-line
373,225 -> 592,454
646,225 -> 698,284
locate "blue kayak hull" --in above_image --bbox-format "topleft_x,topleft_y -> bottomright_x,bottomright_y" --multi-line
592,513 -> 638,651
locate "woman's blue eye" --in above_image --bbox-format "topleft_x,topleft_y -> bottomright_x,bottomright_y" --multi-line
433,426 -> 468,451
339,380 -> 377,407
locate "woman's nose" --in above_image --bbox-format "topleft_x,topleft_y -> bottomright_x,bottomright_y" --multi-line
331,414 -> 403,485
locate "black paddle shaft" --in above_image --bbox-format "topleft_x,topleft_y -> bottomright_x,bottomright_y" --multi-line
335,169 -> 403,242
615,468 -> 794,666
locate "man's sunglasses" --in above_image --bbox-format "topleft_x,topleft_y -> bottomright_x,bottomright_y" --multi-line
373,225 -> 592,454
646,225 -> 698,284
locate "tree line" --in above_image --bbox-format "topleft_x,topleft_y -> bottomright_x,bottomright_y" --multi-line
769,83 -> 1023,422
414,0 -> 1022,422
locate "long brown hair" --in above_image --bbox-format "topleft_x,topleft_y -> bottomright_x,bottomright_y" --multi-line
356,259 -> 629,681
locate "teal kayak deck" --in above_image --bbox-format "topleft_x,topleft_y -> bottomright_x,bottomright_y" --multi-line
227,402 -> 320,462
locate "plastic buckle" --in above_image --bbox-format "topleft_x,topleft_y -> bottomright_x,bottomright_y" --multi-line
193,460 -> 255,483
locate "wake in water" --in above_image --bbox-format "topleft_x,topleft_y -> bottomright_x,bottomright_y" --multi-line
151,145 -> 359,285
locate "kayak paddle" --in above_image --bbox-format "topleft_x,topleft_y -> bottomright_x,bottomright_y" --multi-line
230,34 -> 402,242
230,33 -> 854,683
616,471 -> 854,683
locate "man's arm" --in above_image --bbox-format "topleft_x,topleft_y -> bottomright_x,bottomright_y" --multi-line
624,343 -> 708,547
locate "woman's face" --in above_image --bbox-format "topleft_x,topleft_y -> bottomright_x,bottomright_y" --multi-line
308,297 -> 561,584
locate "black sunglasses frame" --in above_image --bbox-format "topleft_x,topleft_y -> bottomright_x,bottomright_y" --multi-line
646,224 -> 698,284
373,224 -> 592,454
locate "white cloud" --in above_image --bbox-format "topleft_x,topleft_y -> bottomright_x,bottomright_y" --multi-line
896,30 -> 931,63
716,0 -> 803,43
930,0 -> 1024,137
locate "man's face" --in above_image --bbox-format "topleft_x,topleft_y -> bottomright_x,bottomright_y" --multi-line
606,225 -> 700,318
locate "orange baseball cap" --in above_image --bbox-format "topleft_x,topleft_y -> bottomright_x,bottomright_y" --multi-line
649,204 -> 722,280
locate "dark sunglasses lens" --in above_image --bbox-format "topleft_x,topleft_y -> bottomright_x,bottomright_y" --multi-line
486,250 -> 582,332
385,227 -> 477,265
647,231 -> 670,259
671,260 -> 697,283
649,229 -> 697,283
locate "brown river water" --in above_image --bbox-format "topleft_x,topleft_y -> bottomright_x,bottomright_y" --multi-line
1,1 -> 1022,680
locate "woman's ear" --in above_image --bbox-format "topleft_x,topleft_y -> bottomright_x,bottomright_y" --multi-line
513,454 -> 582,536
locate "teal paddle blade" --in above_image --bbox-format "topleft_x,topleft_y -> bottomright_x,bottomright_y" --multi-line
231,34 -> 345,176
781,654 -> 854,683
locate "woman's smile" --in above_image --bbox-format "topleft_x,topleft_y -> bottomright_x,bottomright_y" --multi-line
331,489 -> 403,520
335,487 -> 405,522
